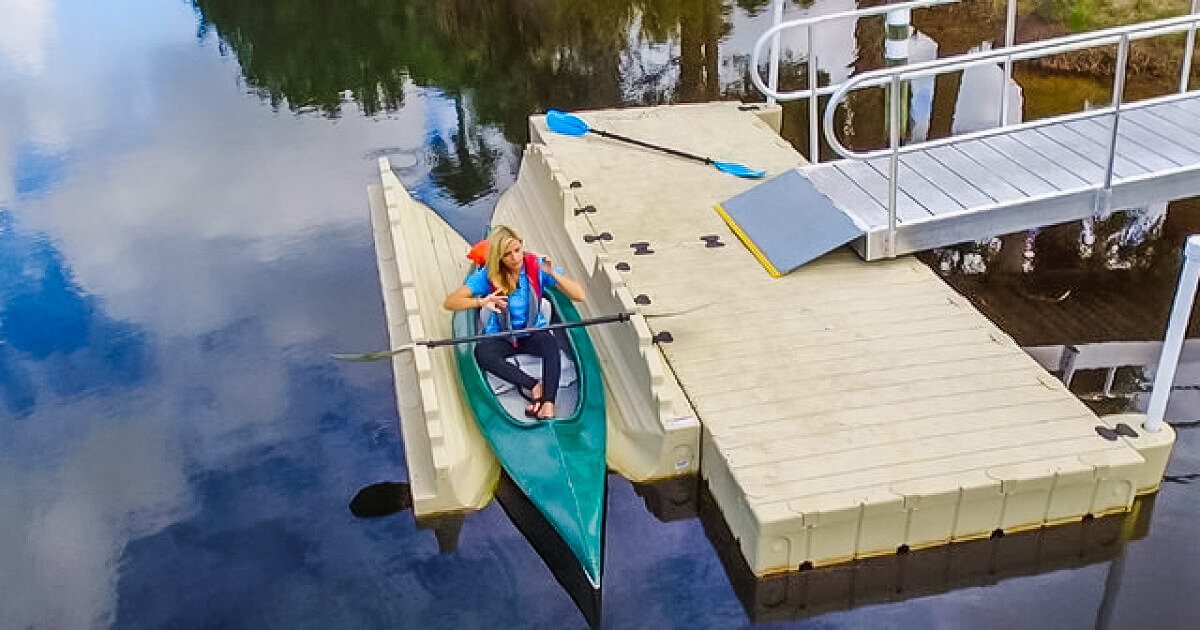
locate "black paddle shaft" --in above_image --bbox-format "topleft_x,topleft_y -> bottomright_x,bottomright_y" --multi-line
589,129 -> 713,166
422,312 -> 632,348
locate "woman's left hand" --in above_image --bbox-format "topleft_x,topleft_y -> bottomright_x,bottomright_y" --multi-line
539,255 -> 585,301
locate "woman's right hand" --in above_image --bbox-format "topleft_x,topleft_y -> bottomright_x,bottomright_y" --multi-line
479,289 -> 507,313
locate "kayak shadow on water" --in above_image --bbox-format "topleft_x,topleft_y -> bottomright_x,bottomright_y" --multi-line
349,475 -> 606,628
493,470 -> 603,630
349,481 -> 465,553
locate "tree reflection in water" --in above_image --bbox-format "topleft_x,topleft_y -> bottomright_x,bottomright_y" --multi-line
192,0 -> 744,133
192,0 -> 755,210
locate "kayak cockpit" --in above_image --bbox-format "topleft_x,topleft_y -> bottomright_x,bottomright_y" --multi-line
471,300 -> 583,426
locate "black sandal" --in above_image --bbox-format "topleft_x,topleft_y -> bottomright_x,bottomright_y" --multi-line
518,384 -> 545,419
524,399 -> 545,419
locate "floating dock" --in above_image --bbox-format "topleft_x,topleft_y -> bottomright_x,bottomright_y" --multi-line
512,102 -> 1175,576
371,101 -> 1177,577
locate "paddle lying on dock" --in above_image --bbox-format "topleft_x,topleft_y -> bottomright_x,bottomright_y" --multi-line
545,109 -> 765,179
331,312 -> 632,362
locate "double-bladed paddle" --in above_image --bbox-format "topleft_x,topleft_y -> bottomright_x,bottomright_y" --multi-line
545,109 -> 765,179
332,312 -> 632,362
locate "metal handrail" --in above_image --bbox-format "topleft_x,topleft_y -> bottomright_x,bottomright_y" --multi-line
823,13 -> 1200,160
750,0 -> 970,162
817,12 -> 1200,257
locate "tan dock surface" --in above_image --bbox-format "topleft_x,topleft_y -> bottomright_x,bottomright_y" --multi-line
525,102 -> 1174,576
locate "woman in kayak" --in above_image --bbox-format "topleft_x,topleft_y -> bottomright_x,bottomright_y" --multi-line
444,225 -> 585,420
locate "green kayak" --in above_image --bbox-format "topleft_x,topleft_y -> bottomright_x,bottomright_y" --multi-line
452,285 -> 607,593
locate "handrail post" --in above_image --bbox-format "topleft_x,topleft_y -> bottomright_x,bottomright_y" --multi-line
1098,33 -> 1129,216
767,0 -> 783,108
1001,0 -> 1017,126
887,74 -> 901,258
1145,235 -> 1200,432
808,23 -> 819,163
1182,0 -> 1199,93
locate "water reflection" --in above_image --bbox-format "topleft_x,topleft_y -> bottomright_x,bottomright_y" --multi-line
4,0 -> 1200,628
191,0 -> 744,138
2,2 -> 416,627
0,214 -> 150,415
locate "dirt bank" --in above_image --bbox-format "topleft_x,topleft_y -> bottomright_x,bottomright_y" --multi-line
1008,1 -> 1199,78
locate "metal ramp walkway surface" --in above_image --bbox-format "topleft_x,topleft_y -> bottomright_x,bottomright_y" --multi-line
727,10 -> 1200,275
721,93 -> 1200,274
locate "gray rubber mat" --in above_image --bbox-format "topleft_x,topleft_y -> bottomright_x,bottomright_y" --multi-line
716,169 -> 866,276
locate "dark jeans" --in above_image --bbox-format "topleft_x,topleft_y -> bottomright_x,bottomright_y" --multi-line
474,330 -> 561,403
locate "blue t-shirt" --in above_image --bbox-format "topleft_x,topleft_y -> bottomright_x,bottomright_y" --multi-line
465,262 -> 560,334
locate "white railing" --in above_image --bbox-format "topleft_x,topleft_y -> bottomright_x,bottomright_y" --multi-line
750,0 -> 991,162
819,12 -> 1200,256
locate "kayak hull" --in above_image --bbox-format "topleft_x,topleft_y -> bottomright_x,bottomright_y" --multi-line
452,287 -> 607,590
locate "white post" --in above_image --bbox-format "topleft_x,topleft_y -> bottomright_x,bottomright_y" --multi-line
887,74 -> 901,258
1182,0 -> 1198,94
1001,0 -> 1017,126
1101,35 -> 1130,194
1145,234 -> 1200,432
884,8 -> 910,259
767,0 -> 784,107
885,8 -> 911,67
808,23 -> 819,163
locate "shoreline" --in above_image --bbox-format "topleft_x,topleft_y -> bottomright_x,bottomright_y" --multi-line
1013,13 -> 1198,77
1007,2 -> 1199,78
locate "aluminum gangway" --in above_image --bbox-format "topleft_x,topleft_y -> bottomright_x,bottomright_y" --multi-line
727,5 -> 1200,275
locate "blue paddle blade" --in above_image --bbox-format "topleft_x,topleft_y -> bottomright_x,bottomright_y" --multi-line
546,109 -> 591,136
546,108 -> 764,178
713,160 -> 765,179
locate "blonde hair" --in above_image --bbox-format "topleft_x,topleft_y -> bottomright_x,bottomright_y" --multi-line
484,225 -> 522,294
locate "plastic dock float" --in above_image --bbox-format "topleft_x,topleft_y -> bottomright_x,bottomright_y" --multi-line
368,168 -> 498,515
516,102 -> 1175,576
369,150 -> 704,517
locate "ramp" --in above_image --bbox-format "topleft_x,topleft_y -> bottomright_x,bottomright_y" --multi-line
721,92 -> 1200,271
716,169 -> 867,276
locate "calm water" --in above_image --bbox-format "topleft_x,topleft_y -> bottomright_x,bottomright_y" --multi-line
2,1 -> 1199,628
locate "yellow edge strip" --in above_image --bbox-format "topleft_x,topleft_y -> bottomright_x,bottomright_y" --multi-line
714,203 -> 782,278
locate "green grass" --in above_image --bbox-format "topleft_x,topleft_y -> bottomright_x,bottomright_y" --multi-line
1008,0 -> 1194,32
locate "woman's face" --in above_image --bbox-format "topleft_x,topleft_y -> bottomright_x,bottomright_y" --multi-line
500,238 -> 523,272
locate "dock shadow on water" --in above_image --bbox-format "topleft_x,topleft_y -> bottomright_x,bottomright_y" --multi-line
346,446 -> 1171,627
617,475 -> 1169,628
349,481 -> 465,553
696,481 -> 1157,625
348,481 -> 412,518
632,474 -> 701,523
